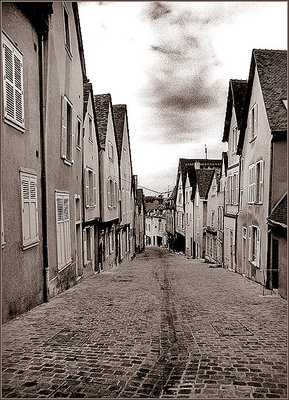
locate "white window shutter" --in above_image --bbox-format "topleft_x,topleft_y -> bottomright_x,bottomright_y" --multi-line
61,96 -> 67,159
21,177 -> 31,244
83,228 -> 87,265
14,53 -> 24,125
248,225 -> 252,261
93,172 -> 97,206
85,169 -> 89,207
90,227 -> 94,261
71,109 -> 76,163
3,42 -> 15,120
29,177 -> 38,241
56,193 -> 71,269
254,104 -> 258,136
107,179 -> 111,208
260,160 -> 264,203
256,227 -> 260,268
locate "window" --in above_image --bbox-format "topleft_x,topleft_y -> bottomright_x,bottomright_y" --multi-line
20,172 -> 39,248
109,230 -> 114,254
63,3 -> 71,55
211,211 -> 215,226
76,118 -> 82,149
248,161 -> 263,204
249,103 -> 258,140
88,115 -> 93,142
178,192 -> 182,204
75,195 -> 81,223
85,168 -> 96,207
108,141 -> 114,161
232,125 -> 238,154
2,33 -> 24,130
249,225 -> 260,267
107,178 -> 117,208
61,96 -> 75,163
256,160 -> 263,204
240,189 -> 243,211
56,192 -> 71,269
248,164 -> 256,204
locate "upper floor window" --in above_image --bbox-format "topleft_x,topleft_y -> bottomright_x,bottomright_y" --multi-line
108,141 -> 114,162
2,33 -> 24,130
178,191 -> 182,204
248,160 -> 263,204
61,95 -> 75,164
232,125 -> 238,154
107,178 -> 117,208
88,115 -> 93,142
249,103 -> 258,141
85,168 -> 96,208
76,118 -> 82,149
63,3 -> 71,57
20,172 -> 39,248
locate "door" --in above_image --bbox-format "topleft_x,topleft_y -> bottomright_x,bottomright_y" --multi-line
75,223 -> 82,276
230,230 -> 234,270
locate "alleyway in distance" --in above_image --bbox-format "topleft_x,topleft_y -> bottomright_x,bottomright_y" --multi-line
2,248 -> 287,399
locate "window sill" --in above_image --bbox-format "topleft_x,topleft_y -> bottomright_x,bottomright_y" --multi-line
88,139 -> 93,145
86,205 -> 96,209
63,158 -> 74,166
249,136 -> 257,144
58,260 -> 72,273
65,45 -> 73,59
76,145 -> 81,151
22,240 -> 40,250
4,117 -> 25,133
249,260 -> 260,268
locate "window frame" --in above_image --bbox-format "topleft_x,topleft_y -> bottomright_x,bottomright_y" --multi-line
55,191 -> 71,270
76,117 -> 82,150
249,103 -> 258,141
63,2 -> 72,58
20,171 -> 39,249
2,32 -> 25,131
255,160 -> 263,204
108,141 -> 114,162
61,95 -> 75,165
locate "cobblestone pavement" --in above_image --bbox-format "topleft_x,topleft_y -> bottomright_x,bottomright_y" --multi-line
2,247 -> 287,399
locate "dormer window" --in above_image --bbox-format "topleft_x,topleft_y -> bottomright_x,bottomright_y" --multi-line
108,141 -> 114,162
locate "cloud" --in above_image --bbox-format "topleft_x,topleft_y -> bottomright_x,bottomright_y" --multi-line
146,2 -> 172,21
138,2 -> 249,145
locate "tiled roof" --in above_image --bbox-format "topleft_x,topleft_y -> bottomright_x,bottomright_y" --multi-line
238,49 -> 287,154
254,49 -> 287,132
94,94 -> 111,149
268,194 -> 287,227
195,169 -> 214,198
83,81 -> 92,118
112,105 -> 126,159
222,79 -> 247,142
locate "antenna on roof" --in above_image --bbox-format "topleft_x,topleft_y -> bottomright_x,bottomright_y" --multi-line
205,144 -> 208,160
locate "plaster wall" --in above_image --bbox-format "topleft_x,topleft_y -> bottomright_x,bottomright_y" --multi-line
271,140 -> 287,209
44,2 -> 83,295
83,91 -> 100,222
237,66 -> 271,283
2,3 -> 44,322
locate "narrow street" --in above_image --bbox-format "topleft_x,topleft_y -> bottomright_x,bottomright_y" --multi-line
2,248 -> 287,399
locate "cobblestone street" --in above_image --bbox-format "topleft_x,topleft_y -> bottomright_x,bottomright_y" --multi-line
2,247 -> 287,399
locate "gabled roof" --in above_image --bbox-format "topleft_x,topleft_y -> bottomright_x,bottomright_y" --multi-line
112,105 -> 126,159
83,81 -> 100,149
238,49 -> 287,154
268,194 -> 287,228
94,94 -> 112,149
195,169 -> 214,198
222,79 -> 247,142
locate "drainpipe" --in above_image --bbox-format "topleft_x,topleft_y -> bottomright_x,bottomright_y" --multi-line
39,32 -> 49,302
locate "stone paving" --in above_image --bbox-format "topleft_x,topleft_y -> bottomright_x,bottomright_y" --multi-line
2,247 -> 287,398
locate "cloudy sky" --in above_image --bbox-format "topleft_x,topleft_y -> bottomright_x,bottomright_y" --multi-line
78,1 -> 287,195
